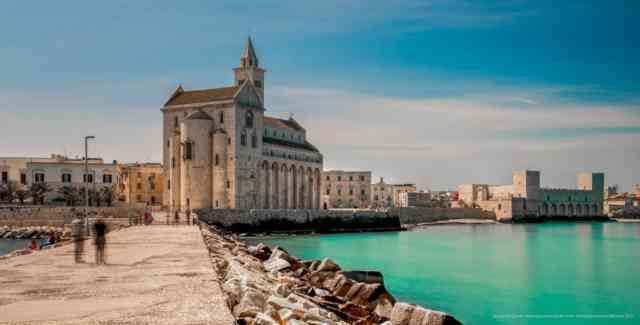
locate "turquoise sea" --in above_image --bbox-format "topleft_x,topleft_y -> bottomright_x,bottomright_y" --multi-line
249,223 -> 640,324
0,239 -> 39,255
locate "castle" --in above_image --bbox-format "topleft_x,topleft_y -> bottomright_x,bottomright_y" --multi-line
458,171 -> 605,221
161,38 -> 323,210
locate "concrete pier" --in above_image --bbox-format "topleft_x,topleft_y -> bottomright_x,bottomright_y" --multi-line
0,225 -> 234,324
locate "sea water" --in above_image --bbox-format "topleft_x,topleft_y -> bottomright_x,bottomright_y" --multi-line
0,239 -> 39,255
249,223 -> 640,324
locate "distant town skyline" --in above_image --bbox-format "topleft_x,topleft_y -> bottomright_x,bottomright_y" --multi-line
1,1 -> 639,190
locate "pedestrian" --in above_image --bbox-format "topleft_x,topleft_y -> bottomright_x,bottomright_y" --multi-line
71,217 -> 84,263
94,219 -> 107,265
186,208 -> 191,225
29,239 -> 38,251
174,210 -> 180,225
166,210 -> 170,225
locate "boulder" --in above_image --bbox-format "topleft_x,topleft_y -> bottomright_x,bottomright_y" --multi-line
264,257 -> 291,272
266,295 -> 304,312
248,243 -> 272,260
233,288 -> 267,318
390,302 -> 462,325
270,248 -> 298,264
274,283 -> 292,298
317,258 -> 340,272
254,312 -> 279,325
343,270 -> 385,285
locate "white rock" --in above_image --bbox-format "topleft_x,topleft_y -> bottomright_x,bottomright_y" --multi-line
264,257 -> 291,272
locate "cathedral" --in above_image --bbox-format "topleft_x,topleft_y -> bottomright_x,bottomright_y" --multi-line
162,38 -> 323,210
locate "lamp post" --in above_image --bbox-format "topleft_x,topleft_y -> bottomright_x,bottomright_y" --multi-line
84,135 -> 95,233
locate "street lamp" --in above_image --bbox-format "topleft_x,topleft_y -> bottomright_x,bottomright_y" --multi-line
84,136 -> 95,232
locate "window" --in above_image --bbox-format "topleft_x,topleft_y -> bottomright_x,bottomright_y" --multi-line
136,195 -> 143,203
361,189 -> 366,196
35,173 -> 45,183
150,182 -> 155,190
173,116 -> 179,128
360,176 -> 365,181
254,80 -> 262,88
326,189 -> 330,195
137,183 -> 142,190
337,189 -> 342,195
349,189 -> 353,195
167,180 -> 171,189
151,196 -> 156,204
238,79 -> 245,85
337,176 -> 342,181
185,142 -> 193,160
245,111 -> 254,128
20,173 -> 26,185
226,181 -> 231,189
83,174 -> 93,183
103,174 -> 112,184
215,154 -> 220,166
215,200 -> 219,208
240,132 -> 247,146
349,176 -> 353,181
62,173 -> 72,183
167,140 -> 170,148
219,111 -> 224,124
326,176 -> 330,181
251,132 -> 257,148
171,158 -> 175,168
1,171 -> 7,183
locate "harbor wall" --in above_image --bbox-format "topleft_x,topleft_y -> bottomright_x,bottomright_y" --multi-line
388,207 -> 496,224
194,209 -> 402,233
0,206 -> 141,227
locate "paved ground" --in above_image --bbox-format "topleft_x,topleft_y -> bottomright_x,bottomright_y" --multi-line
0,225 -> 234,324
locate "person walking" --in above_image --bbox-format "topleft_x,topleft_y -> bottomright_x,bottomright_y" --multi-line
71,217 -> 84,263
93,219 -> 107,265
174,210 -> 180,225
186,208 -> 191,225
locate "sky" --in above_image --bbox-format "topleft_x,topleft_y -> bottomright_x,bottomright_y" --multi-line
1,0 -> 639,191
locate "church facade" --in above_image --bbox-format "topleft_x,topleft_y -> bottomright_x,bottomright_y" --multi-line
161,38 -> 323,210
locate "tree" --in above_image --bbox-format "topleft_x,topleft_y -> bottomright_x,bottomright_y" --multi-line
57,186 -> 81,206
15,189 -> 28,205
29,183 -> 50,205
0,181 -> 17,203
101,186 -> 114,207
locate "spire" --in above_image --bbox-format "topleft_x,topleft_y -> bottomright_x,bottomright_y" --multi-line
241,36 -> 259,68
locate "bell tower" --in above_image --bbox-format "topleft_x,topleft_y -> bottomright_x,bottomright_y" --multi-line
233,37 -> 265,101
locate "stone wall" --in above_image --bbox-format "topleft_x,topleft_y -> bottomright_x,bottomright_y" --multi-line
195,209 -> 401,233
0,206 -> 143,227
387,207 -> 496,225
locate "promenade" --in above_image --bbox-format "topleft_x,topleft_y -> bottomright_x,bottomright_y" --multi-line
0,225 -> 234,324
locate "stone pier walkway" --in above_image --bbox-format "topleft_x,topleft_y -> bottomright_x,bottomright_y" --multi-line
0,226 -> 234,324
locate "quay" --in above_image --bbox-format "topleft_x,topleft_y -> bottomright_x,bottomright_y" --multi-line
0,225 -> 234,324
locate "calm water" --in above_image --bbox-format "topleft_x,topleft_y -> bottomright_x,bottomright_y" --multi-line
249,223 -> 640,324
0,239 -> 41,255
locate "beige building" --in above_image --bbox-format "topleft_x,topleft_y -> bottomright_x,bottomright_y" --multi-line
162,37 -> 323,211
458,170 -> 605,221
116,163 -> 164,207
370,177 -> 417,208
25,156 -> 118,203
398,191 -> 431,208
1,155 -> 64,189
321,170 -> 371,209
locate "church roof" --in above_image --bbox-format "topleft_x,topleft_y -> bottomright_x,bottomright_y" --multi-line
164,86 -> 240,106
263,137 -> 320,153
263,116 -> 304,131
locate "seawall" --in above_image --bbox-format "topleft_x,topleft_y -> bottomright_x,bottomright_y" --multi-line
0,206 -> 143,227
195,209 -> 403,233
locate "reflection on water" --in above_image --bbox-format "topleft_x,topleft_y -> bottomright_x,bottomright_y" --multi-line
249,223 -> 640,325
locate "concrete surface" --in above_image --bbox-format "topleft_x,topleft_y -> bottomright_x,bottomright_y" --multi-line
0,225 -> 234,324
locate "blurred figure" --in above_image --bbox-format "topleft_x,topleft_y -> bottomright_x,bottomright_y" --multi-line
29,239 -> 38,251
94,219 -> 107,265
71,217 -> 84,263
186,208 -> 191,225
174,210 -> 179,225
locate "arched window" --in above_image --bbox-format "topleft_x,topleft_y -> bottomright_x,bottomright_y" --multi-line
219,111 -> 224,124
215,154 -> 219,166
251,132 -> 257,148
184,142 -> 193,160
173,116 -> 179,128
245,111 -> 254,128
240,131 -> 247,146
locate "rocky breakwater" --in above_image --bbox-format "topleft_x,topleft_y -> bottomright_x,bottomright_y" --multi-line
0,225 -> 69,240
201,225 -> 462,325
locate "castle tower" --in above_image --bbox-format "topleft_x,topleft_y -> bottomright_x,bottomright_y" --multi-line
233,37 -> 265,101
578,172 -> 605,199
512,170 -> 541,200
180,110 -> 213,209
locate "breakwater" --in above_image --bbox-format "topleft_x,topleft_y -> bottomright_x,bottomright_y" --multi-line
0,206 -> 144,227
200,224 -> 462,324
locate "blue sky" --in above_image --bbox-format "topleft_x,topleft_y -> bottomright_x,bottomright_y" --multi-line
1,0 -> 639,190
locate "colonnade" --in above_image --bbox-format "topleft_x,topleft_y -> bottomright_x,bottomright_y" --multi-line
258,160 -> 321,209
539,202 -> 601,217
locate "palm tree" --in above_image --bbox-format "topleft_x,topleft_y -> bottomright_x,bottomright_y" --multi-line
29,182 -> 50,205
57,186 -> 81,206
101,186 -> 114,207
0,181 -> 17,203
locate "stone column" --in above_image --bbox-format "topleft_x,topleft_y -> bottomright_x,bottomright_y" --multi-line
263,161 -> 270,209
271,162 -> 278,209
